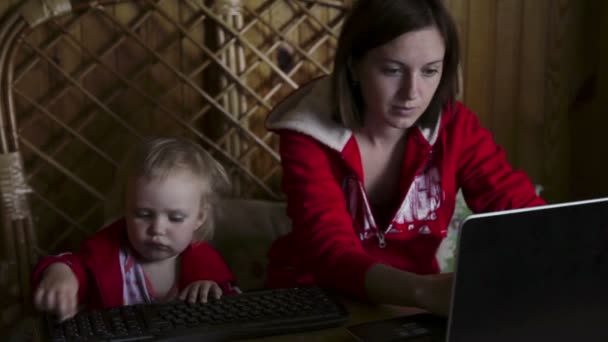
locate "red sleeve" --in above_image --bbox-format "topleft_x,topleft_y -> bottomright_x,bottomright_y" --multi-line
31,253 -> 90,304
181,243 -> 237,295
454,104 -> 546,212
279,131 -> 378,299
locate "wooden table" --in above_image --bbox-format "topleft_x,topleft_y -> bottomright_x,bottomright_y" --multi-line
241,298 -> 425,341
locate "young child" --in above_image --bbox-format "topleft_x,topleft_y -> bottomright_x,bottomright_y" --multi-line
32,137 -> 238,321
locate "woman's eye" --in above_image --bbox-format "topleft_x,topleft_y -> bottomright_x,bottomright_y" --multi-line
381,67 -> 401,75
422,68 -> 440,77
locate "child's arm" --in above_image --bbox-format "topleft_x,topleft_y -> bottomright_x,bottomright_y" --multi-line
33,262 -> 79,321
32,254 -> 89,321
178,280 -> 223,303
180,242 -> 238,301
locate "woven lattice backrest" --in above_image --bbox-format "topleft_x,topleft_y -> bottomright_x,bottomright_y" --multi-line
0,0 -> 349,331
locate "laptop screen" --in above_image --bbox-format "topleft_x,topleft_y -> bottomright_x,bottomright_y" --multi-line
447,198 -> 608,342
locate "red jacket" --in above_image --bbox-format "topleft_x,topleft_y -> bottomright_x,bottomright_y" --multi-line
265,77 -> 545,299
32,219 -> 236,309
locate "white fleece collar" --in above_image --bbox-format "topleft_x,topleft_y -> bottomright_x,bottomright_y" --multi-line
266,77 -> 442,152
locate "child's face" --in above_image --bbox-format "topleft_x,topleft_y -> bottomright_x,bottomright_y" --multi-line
125,169 -> 205,262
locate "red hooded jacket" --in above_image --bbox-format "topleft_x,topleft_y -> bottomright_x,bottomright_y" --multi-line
32,219 -> 236,309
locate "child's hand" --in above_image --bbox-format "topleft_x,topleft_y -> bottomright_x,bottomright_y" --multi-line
33,262 -> 79,321
179,280 -> 223,303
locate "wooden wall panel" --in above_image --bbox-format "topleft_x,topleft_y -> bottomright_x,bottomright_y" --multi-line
444,0 -> 468,101
516,0 -> 548,187
448,0 -> 596,202
596,1 -> 608,197
490,0 -> 523,162
570,0 -> 608,200
542,0 -> 580,201
462,0 -> 496,126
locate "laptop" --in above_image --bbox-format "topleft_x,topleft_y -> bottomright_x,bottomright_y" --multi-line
348,197 -> 608,342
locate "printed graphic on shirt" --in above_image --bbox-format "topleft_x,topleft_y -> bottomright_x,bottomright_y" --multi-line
342,166 -> 443,243
394,166 -> 443,225
120,247 -> 178,304
120,247 -> 151,305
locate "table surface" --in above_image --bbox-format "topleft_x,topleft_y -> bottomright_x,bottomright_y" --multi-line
240,298 -> 425,342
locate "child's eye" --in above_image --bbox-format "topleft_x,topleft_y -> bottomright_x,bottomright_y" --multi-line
169,214 -> 186,223
134,209 -> 152,218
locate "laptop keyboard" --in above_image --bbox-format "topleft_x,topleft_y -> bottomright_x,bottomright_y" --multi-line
44,287 -> 349,341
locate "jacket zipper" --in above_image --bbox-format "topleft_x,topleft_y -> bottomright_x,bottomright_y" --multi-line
357,180 -> 387,248
378,147 -> 434,248
342,144 -> 433,249
377,228 -> 388,248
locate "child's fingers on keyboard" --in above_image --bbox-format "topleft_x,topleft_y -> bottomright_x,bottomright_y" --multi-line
178,286 -> 188,301
209,283 -> 222,299
33,287 -> 46,310
178,283 -> 196,302
58,311 -> 75,322
187,283 -> 202,303
198,282 -> 212,303
59,302 -> 78,322
45,290 -> 59,312
58,291 -> 76,321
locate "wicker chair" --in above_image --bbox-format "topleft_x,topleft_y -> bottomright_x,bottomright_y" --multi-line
0,0 -> 347,337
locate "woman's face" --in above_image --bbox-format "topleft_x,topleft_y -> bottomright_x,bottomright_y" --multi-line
354,26 -> 445,131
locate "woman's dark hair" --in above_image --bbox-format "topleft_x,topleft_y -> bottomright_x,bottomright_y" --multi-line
332,0 -> 460,128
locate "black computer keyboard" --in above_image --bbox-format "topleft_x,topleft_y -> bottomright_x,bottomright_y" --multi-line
43,287 -> 349,342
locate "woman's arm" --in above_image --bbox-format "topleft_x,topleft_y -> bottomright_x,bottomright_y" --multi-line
453,104 -> 545,212
365,263 -> 453,316
278,131 -> 379,299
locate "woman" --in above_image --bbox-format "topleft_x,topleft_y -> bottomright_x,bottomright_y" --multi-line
265,0 -> 544,316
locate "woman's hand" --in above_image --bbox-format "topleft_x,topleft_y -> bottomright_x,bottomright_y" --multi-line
33,262 -> 80,321
365,263 -> 453,316
413,272 -> 454,316
179,280 -> 223,303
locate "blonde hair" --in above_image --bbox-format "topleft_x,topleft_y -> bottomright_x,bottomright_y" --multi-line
106,137 -> 230,241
